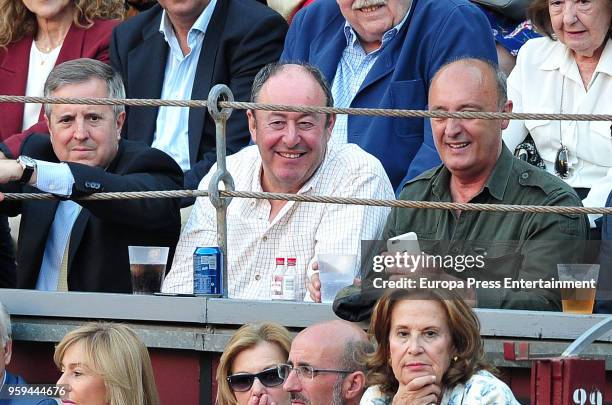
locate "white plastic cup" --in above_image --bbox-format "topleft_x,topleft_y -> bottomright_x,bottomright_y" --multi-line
128,246 -> 169,294
318,254 -> 357,303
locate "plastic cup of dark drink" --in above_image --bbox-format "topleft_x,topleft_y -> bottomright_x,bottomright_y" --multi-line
128,246 -> 169,294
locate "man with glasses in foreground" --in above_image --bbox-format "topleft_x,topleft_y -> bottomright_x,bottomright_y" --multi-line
280,320 -> 372,404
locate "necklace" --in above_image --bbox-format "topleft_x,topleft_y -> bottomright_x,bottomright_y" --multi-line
34,40 -> 61,66
554,75 -> 570,179
34,27 -> 67,65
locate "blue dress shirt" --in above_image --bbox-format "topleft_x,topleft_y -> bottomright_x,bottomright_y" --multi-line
331,9 -> 410,144
153,0 -> 217,171
32,160 -> 79,291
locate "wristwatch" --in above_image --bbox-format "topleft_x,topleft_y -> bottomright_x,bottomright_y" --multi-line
16,155 -> 36,184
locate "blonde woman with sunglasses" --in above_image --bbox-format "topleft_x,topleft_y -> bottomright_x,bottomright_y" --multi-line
217,323 -> 291,405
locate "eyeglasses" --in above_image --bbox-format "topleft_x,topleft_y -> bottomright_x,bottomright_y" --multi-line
277,363 -> 353,380
227,366 -> 285,392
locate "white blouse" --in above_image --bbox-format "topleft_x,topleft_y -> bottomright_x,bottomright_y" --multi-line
22,42 -> 61,131
503,37 -> 612,226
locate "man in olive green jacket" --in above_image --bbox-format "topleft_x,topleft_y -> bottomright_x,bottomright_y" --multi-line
330,58 -> 588,317
380,58 -> 588,311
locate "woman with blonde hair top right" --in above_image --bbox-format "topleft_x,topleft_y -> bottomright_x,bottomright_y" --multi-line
55,322 -> 159,405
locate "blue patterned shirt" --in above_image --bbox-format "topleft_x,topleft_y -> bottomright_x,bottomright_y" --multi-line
360,370 -> 521,405
330,8 -> 410,145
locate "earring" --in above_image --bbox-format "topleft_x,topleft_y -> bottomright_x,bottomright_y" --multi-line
453,356 -> 458,362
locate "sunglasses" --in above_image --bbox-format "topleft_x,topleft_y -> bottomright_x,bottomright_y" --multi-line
227,366 -> 285,392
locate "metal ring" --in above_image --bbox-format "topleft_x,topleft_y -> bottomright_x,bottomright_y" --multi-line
207,169 -> 235,209
207,84 -> 234,122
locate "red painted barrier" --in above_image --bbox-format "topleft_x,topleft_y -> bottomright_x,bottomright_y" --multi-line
531,358 -> 605,405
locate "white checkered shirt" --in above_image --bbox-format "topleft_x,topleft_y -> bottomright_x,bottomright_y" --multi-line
162,143 -> 394,300
330,10 -> 410,145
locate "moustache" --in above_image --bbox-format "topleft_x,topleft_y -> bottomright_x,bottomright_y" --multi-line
290,392 -> 311,404
352,0 -> 387,10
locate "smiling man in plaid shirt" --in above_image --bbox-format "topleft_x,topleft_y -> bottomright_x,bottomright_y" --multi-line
162,62 -> 394,300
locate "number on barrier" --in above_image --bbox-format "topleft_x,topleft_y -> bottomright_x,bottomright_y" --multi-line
589,389 -> 602,405
574,388 -> 587,405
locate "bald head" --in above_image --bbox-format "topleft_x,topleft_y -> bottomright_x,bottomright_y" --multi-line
284,320 -> 370,404
430,58 -> 507,111
296,320 -> 368,361
428,58 -> 512,182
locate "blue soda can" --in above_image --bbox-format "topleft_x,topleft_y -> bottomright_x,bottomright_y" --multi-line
193,247 -> 223,296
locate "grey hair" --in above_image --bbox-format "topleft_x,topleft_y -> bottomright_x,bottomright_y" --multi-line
249,61 -> 334,126
44,58 -> 126,119
331,340 -> 374,404
338,340 -> 374,374
0,302 -> 11,348
492,63 -> 508,110
433,57 -> 508,110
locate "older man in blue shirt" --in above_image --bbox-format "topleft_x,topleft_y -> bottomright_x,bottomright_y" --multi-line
281,0 -> 497,191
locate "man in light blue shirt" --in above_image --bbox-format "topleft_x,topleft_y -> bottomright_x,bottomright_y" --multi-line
111,0 -> 288,202
152,0 -> 217,173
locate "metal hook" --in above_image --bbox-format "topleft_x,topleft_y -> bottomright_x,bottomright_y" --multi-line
206,84 -> 235,298
207,84 -> 234,122
208,170 -> 235,209
206,84 -> 236,209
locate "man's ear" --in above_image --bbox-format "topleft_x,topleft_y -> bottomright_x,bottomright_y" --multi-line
44,114 -> 51,133
342,371 -> 366,401
4,339 -> 12,366
501,100 -> 513,130
247,109 -> 257,143
115,111 -> 126,140
325,113 -> 336,140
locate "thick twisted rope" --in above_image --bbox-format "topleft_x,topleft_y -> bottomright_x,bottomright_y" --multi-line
1,95 -> 611,121
2,189 -> 612,215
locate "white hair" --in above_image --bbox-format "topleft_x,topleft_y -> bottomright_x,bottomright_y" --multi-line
0,301 -> 11,347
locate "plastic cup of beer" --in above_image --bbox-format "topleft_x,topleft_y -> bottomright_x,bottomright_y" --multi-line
128,246 -> 169,295
318,254 -> 357,303
557,264 -> 600,314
